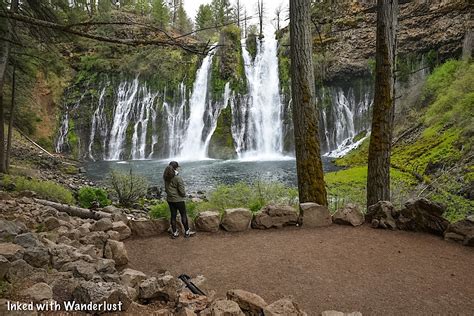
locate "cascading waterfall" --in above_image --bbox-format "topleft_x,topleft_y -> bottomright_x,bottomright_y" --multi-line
131,85 -> 158,160
237,31 -> 284,159
177,46 -> 218,160
88,85 -> 109,160
56,91 -> 86,153
163,83 -> 187,157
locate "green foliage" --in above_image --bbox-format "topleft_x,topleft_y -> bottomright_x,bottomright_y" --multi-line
107,169 -> 149,207
1,175 -> 75,204
152,0 -> 170,28
0,280 -> 12,298
149,202 -> 170,219
197,181 -> 298,214
422,60 -> 462,102
78,186 -> 111,208
196,4 -> 215,39
211,0 -> 233,27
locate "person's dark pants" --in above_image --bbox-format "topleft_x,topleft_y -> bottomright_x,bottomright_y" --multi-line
167,201 -> 189,233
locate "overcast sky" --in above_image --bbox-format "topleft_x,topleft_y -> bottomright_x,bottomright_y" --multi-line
183,0 -> 289,31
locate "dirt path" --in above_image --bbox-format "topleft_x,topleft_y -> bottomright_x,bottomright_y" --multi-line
125,225 -> 474,315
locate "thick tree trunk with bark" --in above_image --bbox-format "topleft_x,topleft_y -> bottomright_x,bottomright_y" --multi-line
290,0 -> 328,205
367,0 -> 399,208
6,65 -> 15,172
34,199 -> 112,220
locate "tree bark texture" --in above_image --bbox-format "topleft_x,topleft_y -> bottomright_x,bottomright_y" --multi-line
367,0 -> 398,208
290,0 -> 328,205
6,65 -> 15,172
33,199 -> 112,220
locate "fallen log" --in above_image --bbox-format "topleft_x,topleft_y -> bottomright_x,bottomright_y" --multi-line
33,198 -> 112,220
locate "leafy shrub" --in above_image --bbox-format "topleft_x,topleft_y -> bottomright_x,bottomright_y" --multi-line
78,186 -> 111,208
149,202 -> 170,219
1,175 -> 75,204
197,181 -> 298,214
107,169 -> 148,207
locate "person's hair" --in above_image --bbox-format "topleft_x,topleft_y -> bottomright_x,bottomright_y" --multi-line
163,165 -> 175,183
169,161 -> 179,169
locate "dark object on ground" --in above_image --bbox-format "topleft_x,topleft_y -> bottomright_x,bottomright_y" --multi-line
366,201 -> 397,229
396,198 -> 449,236
444,217 -> 474,246
178,274 -> 206,296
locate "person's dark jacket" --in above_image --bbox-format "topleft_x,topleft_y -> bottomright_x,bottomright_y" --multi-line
165,175 -> 186,202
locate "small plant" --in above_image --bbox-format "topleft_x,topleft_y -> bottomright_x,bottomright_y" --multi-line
78,186 -> 111,208
108,169 -> 148,207
149,202 -> 170,219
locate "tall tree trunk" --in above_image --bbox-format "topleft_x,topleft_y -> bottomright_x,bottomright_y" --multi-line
0,0 -> 18,173
290,0 -> 328,205
366,0 -> 398,208
6,65 -> 15,173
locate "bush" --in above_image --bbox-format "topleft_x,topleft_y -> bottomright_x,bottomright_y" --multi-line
78,186 -> 111,208
197,181 -> 298,214
1,175 -> 75,204
149,201 -> 200,220
107,169 -> 148,207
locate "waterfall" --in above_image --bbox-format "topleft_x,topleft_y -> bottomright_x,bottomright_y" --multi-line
88,85 -> 109,160
177,47 -> 217,160
55,111 -> 69,153
107,78 -> 139,160
163,83 -> 187,157
131,85 -> 158,159
237,32 -> 284,159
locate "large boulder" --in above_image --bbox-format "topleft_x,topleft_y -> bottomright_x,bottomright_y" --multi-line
20,282 -> 53,302
73,281 -> 131,313
221,208 -> 252,232
179,292 -> 209,313
0,242 -> 25,260
13,233 -> 43,249
90,218 -> 113,232
112,221 -> 132,240
51,277 -> 79,304
128,218 -> 168,237
332,204 -> 364,227
396,198 -> 449,235
0,255 -> 10,279
444,219 -> 474,246
210,299 -> 245,316
138,273 -> 181,303
366,201 -> 397,229
0,219 -> 26,239
263,298 -> 307,315
299,203 -> 332,228
60,259 -> 98,281
23,246 -> 50,268
120,268 -> 147,288
227,289 -> 267,315
194,211 -> 220,232
104,240 -> 129,266
252,205 -> 298,229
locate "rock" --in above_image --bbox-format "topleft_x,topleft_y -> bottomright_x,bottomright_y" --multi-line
0,299 -> 36,316
112,221 -> 132,240
121,268 -> 147,288
177,307 -> 198,316
14,233 -> 43,249
104,240 -> 129,266
23,246 -> 50,268
0,255 -> 10,279
128,218 -> 168,237
396,198 -> 449,235
227,289 -> 267,315
0,242 -> 25,260
321,311 -> 362,316
263,298 -> 307,315
252,204 -> 298,229
299,203 -> 332,227
221,208 -> 252,232
0,219 -> 26,239
20,282 -> 53,302
43,216 -> 61,231
467,215 -> 474,223
366,201 -> 397,229
444,219 -> 474,246
333,204 -> 365,227
194,211 -> 220,232
73,281 -> 131,312
80,231 -> 108,250
179,292 -> 209,312
0,191 -> 12,200
52,278 -> 79,304
210,299 -> 245,316
102,205 -> 123,215
107,230 -> 121,240
138,274 -> 181,303
61,259 -> 97,280
91,218 -> 113,232
6,259 -> 34,282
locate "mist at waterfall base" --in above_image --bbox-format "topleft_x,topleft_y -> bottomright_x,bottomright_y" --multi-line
85,157 -> 338,193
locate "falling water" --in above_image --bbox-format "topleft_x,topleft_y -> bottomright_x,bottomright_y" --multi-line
163,83 -> 188,157
56,91 -> 86,153
88,85 -> 109,160
131,85 -> 158,160
177,47 -> 218,160
238,31 -> 284,159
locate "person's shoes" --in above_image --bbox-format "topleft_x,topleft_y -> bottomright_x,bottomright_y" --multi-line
184,229 -> 196,238
171,230 -> 179,239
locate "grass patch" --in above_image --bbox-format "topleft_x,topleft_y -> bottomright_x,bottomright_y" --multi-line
149,200 -> 201,220
1,175 -> 75,204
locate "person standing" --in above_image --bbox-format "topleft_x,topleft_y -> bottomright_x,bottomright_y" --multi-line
163,161 -> 195,238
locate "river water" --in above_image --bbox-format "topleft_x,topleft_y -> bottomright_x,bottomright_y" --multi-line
85,157 -> 338,193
